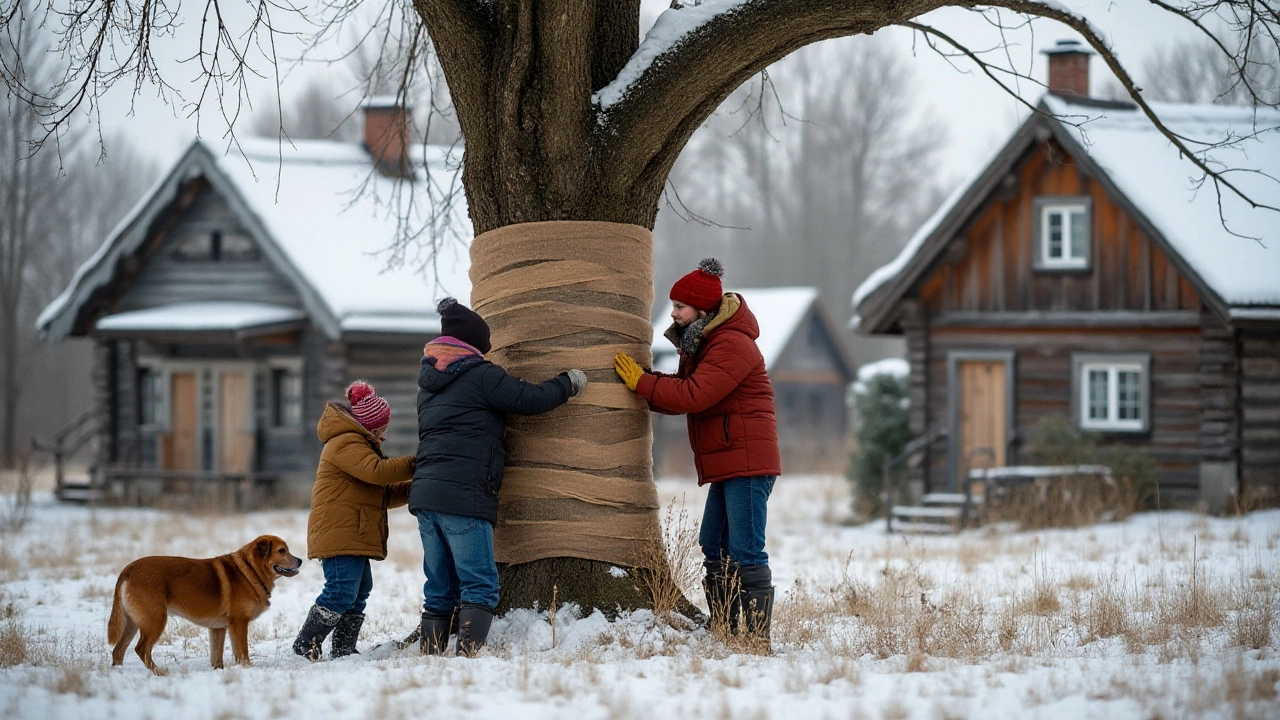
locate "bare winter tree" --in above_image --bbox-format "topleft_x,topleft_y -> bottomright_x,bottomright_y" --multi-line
0,20 -> 67,468
248,79 -> 362,142
0,10 -> 159,468
3,0 -> 1277,610
1141,35 -> 1280,106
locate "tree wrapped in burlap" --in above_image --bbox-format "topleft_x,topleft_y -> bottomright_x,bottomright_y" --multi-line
470,220 -> 688,615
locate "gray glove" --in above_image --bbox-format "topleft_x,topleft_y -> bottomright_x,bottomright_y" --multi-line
565,369 -> 588,397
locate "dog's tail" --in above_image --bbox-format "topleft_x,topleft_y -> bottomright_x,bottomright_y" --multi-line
107,571 -> 128,644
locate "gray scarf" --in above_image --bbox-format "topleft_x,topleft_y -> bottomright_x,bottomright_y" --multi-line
673,311 -> 716,356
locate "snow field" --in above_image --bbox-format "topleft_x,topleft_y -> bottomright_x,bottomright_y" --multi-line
0,475 -> 1277,719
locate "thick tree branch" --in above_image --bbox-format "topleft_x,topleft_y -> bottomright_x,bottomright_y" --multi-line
598,0 -> 946,223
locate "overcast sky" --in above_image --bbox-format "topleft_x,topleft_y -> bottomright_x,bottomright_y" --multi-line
86,0 -> 1206,186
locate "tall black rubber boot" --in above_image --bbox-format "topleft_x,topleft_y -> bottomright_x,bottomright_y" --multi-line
703,558 -> 741,635
330,612 -> 365,658
738,564 -> 775,650
420,609 -> 453,655
292,605 -> 342,661
455,603 -> 495,657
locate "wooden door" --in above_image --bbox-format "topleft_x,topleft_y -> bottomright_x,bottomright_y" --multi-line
959,361 -> 1007,479
164,372 -> 199,471
218,371 -> 254,473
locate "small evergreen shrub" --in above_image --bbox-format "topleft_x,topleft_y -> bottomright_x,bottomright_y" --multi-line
847,370 -> 910,521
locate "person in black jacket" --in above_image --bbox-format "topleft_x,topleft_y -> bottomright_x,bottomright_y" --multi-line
411,297 -> 587,657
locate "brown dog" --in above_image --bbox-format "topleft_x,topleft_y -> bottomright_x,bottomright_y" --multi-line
108,535 -> 302,674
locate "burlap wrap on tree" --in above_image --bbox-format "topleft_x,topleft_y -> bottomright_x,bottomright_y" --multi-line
470,220 -> 663,568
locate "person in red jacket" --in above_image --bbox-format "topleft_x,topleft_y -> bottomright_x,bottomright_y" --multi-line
614,258 -> 781,645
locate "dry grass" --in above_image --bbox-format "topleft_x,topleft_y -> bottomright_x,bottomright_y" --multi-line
634,497 -> 703,625
0,457 -> 36,533
989,475 -> 1146,530
0,618 -> 28,668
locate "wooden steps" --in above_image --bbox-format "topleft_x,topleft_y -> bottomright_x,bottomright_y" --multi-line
56,481 -> 103,503
889,492 -> 982,534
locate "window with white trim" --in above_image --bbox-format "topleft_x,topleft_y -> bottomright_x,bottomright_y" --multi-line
1040,203 -> 1090,269
1076,357 -> 1148,432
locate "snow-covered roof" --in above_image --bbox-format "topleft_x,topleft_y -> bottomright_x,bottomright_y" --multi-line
651,287 -> 821,373
95,302 -> 306,333
37,136 -> 472,341
1043,95 -> 1280,307
854,95 -> 1280,329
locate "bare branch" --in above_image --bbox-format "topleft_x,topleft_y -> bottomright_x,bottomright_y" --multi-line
985,0 -> 1280,221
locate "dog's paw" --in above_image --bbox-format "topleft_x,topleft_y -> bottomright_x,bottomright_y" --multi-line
149,666 -> 169,677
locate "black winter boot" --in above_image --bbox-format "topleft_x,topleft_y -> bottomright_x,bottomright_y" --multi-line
455,604 -> 494,657
330,612 -> 365,658
292,605 -> 342,661
738,564 -> 775,650
703,558 -> 741,635
420,609 -> 453,656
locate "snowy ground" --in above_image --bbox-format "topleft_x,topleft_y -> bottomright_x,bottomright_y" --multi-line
1,475 -> 1278,720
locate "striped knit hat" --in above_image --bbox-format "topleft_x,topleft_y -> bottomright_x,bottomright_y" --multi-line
346,380 -> 391,432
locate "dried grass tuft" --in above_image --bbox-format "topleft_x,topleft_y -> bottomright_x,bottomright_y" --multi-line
0,618 -> 28,668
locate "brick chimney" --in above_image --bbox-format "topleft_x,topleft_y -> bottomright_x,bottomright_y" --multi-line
362,97 -> 412,178
1042,39 -> 1093,97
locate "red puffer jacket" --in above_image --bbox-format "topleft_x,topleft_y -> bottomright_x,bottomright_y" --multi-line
636,293 -> 782,485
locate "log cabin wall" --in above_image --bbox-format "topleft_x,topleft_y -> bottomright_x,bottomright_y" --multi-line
1239,329 -> 1280,502
916,140 -> 1201,317
344,340 -> 428,459
115,188 -> 301,312
921,326 -> 1203,502
910,139 -> 1207,503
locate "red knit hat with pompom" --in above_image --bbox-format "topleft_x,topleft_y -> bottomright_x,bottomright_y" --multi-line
346,380 -> 391,431
669,257 -> 724,313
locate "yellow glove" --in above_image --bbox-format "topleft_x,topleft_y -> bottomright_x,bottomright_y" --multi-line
613,352 -> 644,392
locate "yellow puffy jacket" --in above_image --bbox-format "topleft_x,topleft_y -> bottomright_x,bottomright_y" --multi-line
306,402 -> 414,560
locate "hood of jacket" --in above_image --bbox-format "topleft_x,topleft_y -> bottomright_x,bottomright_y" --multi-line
419,337 -> 487,392
662,292 -> 760,352
316,402 -> 382,445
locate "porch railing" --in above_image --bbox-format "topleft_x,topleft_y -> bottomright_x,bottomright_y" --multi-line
882,424 -> 948,534
30,407 -> 97,497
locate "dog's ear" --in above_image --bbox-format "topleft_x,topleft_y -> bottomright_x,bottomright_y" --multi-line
255,538 -> 271,558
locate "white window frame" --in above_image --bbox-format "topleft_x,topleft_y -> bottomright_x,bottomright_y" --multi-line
1072,354 -> 1150,433
1039,202 -> 1090,269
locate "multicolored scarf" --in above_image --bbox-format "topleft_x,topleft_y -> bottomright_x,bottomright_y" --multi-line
423,335 -> 484,371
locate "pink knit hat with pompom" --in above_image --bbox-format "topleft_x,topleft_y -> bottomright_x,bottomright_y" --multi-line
347,380 -> 391,431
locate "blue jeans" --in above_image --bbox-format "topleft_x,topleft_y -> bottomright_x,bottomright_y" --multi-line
414,510 -> 501,614
700,475 -> 776,568
315,556 -> 373,615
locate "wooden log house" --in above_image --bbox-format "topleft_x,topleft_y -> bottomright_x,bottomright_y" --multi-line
853,41 -> 1280,510
37,101 -> 472,504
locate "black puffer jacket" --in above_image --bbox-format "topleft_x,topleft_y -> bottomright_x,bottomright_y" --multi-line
410,346 -> 573,524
